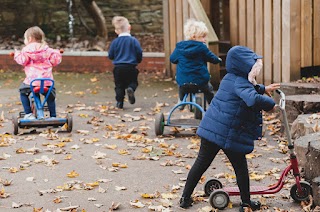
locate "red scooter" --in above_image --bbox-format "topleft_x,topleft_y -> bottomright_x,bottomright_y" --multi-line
203,89 -> 312,209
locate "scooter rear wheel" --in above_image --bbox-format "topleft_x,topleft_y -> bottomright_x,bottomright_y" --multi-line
290,181 -> 312,202
209,189 -> 229,210
204,179 -> 223,196
194,97 -> 202,120
155,113 -> 164,136
12,115 -> 19,135
67,114 -> 73,132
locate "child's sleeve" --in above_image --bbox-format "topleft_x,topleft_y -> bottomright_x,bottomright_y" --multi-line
204,47 -> 221,64
170,48 -> 178,64
49,49 -> 62,66
235,78 -> 275,111
14,50 -> 30,66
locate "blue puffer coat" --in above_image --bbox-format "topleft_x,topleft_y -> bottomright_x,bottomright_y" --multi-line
197,46 -> 275,154
170,40 -> 221,86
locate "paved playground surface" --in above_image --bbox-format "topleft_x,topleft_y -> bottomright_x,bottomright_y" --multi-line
0,71 -> 307,211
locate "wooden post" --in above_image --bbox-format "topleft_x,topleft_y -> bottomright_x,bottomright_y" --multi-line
230,0 -> 239,46
301,0 -> 313,68
282,0 -> 290,82
273,0 -> 282,83
238,0 -> 247,46
290,0 -> 301,81
255,0 -> 264,83
263,0 -> 272,85
176,0 -> 184,42
246,0 -> 255,50
222,0 -> 230,41
314,0 -> 320,66
169,0 -> 177,77
163,0 -> 171,77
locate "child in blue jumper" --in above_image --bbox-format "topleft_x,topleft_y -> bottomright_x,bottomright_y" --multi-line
170,19 -> 221,106
108,16 -> 143,109
179,46 -> 280,211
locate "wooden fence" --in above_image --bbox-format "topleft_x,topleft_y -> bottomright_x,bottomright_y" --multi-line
230,0 -> 320,84
165,0 -> 320,86
163,0 -> 221,88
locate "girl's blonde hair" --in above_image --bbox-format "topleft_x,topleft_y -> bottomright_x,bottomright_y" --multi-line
184,19 -> 208,40
112,16 -> 130,33
24,26 -> 46,44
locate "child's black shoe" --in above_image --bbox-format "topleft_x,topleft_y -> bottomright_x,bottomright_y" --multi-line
239,200 -> 261,212
116,102 -> 123,109
127,87 -> 135,104
179,197 -> 193,209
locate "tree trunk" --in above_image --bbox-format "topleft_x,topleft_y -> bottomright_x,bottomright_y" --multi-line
81,0 -> 108,39
305,141 -> 320,181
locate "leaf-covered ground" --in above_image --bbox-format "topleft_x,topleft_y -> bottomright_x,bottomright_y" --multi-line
0,70 -> 316,211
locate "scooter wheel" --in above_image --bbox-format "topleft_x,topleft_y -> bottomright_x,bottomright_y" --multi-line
204,179 -> 223,196
290,181 -> 312,202
67,114 -> 73,132
209,189 -> 229,210
12,115 -> 19,135
155,113 -> 164,136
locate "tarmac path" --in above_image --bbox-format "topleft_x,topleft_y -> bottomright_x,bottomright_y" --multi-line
0,71 -> 307,211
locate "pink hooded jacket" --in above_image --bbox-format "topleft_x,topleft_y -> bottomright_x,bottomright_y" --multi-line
14,42 -> 62,86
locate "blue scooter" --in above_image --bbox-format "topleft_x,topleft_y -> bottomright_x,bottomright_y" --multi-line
12,78 -> 72,135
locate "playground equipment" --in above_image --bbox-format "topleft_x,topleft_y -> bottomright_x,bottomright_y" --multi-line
12,78 -> 72,135
155,83 -> 207,136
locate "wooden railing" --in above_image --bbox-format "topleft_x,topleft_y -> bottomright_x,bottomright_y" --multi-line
230,0 -> 320,84
163,0 -> 220,88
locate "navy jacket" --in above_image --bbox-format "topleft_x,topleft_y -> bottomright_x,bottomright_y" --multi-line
197,46 -> 275,154
108,35 -> 143,66
170,40 -> 221,86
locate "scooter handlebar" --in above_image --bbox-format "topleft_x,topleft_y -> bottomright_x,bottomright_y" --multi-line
275,89 -> 286,110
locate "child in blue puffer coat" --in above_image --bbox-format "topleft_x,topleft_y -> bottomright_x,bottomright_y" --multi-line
179,45 -> 280,211
170,19 -> 221,105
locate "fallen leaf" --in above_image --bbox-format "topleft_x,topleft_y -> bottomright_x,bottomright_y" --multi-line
67,170 -> 79,178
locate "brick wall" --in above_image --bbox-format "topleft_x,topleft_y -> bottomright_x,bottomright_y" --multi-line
0,52 -> 165,73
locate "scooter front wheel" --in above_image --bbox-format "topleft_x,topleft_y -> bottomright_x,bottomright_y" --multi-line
209,189 -> 229,210
290,181 -> 312,202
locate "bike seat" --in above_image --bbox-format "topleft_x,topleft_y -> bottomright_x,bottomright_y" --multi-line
33,86 -> 49,94
180,83 -> 203,94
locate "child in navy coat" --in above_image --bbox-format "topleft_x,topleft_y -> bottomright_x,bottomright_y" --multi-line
170,19 -> 221,105
179,45 -> 280,211
108,16 -> 143,109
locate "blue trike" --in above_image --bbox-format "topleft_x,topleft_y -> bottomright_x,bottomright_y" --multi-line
154,83 -> 207,136
12,78 -> 72,135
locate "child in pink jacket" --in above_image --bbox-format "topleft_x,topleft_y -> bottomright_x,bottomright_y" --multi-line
14,26 -> 62,119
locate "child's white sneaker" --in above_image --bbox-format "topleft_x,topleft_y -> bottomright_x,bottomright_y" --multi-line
24,113 -> 36,120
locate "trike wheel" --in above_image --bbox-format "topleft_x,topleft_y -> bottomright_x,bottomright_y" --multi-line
12,115 -> 19,135
204,179 -> 223,196
194,97 -> 202,120
67,114 -> 73,132
155,113 -> 165,136
209,189 -> 229,210
290,181 -> 312,202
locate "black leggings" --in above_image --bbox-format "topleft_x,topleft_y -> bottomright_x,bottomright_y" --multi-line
182,137 -> 251,204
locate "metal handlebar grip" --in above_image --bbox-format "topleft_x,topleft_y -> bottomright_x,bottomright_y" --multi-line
276,89 -> 285,110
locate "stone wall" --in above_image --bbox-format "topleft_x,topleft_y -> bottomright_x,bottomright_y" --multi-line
0,0 -> 163,41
